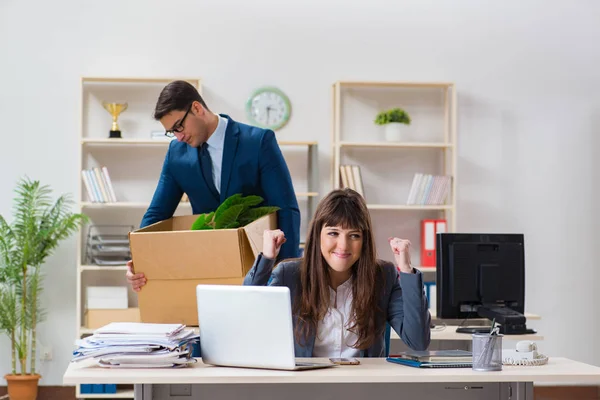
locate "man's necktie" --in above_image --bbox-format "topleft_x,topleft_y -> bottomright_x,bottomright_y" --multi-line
200,142 -> 219,200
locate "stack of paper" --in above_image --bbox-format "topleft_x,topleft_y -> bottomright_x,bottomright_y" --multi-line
72,322 -> 199,368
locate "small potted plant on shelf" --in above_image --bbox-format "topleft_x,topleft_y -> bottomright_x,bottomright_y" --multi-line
0,178 -> 87,400
374,107 -> 411,142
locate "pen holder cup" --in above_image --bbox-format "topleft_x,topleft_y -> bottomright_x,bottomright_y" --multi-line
472,333 -> 503,371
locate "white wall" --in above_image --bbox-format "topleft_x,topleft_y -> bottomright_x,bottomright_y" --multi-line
1,0 -> 599,385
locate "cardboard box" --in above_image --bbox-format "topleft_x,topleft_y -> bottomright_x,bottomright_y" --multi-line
85,307 -> 141,330
129,212 -> 276,326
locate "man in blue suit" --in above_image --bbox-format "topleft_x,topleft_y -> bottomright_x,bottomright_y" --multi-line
126,80 -> 300,291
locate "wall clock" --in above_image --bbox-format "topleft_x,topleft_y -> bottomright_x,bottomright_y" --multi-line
246,87 -> 291,131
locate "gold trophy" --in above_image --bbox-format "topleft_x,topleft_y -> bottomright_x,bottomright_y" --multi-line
102,102 -> 128,138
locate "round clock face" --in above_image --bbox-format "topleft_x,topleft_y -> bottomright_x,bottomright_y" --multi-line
246,87 -> 291,131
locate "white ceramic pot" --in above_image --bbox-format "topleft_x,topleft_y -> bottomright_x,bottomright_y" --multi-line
384,122 -> 405,142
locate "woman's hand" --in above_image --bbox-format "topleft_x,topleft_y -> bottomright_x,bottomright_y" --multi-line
388,237 -> 414,274
263,229 -> 286,260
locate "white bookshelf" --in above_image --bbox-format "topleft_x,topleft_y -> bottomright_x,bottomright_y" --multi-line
76,76 -> 204,399
339,141 -> 453,149
366,204 -> 452,211
80,201 -> 192,208
82,138 -> 175,146
79,265 -> 128,271
277,141 -> 320,231
331,80 -> 457,271
75,79 -> 319,399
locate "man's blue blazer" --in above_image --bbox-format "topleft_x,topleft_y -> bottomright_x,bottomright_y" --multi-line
140,114 -> 301,260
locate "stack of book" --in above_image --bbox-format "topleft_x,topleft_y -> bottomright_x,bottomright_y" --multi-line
81,167 -> 117,203
406,173 -> 452,205
71,322 -> 199,368
339,164 -> 365,198
387,350 -> 472,368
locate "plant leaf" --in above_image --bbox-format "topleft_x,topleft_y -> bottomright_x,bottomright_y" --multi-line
213,194 -> 243,222
0,177 -> 86,373
221,221 -> 240,229
214,194 -> 265,222
191,212 -> 214,230
215,204 -> 246,229
239,195 -> 264,208
239,206 -> 279,226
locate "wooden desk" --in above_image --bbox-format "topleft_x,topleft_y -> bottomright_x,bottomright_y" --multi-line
64,357 -> 600,400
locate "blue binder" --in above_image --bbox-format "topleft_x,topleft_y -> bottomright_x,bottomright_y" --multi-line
386,356 -> 472,369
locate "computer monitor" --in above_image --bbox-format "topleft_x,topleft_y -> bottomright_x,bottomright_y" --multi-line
436,233 -> 536,335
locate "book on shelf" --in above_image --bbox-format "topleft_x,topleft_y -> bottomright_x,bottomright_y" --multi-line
339,164 -> 365,198
406,173 -> 452,205
82,167 -> 117,203
421,219 -> 446,267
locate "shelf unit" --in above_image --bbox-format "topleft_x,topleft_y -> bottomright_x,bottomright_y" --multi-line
75,78 -> 319,398
277,141 -> 319,222
331,80 -> 457,274
76,76 -> 204,399
81,135 -> 319,226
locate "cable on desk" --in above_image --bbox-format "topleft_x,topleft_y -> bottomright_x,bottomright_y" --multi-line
431,323 -> 447,332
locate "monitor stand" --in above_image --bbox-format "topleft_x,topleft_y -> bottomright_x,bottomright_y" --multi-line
456,306 -> 538,335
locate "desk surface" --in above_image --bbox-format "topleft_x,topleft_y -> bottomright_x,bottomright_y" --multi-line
63,357 -> 600,385
392,327 -> 544,342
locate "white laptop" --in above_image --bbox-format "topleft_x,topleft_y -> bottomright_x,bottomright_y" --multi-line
196,284 -> 335,371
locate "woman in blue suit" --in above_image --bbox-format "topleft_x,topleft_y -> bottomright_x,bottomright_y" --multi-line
243,188 -> 431,357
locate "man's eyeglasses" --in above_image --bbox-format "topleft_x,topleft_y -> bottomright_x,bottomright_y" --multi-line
165,103 -> 193,138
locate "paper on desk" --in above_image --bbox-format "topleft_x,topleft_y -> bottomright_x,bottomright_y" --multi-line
91,328 -> 195,340
94,322 -> 185,336
100,349 -> 191,364
98,360 -> 194,368
71,322 -> 199,368
80,329 -> 197,350
95,349 -> 196,368
72,345 -> 161,362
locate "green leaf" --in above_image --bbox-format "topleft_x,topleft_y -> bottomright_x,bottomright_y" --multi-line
221,221 -> 241,229
191,212 -> 214,230
213,194 -> 243,222
214,194 -> 265,222
0,177 -> 86,374
238,195 -> 264,208
215,204 -> 246,229
374,107 -> 411,125
239,206 -> 279,226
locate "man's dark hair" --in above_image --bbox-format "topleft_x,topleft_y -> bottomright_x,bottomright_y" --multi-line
153,80 -> 210,120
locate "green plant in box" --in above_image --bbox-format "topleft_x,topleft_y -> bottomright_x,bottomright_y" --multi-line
191,193 -> 279,230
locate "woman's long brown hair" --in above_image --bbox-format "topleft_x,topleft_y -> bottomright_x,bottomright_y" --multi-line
293,188 -> 384,349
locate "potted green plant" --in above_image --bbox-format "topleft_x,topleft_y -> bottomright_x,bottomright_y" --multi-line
190,193 -> 279,230
0,178 -> 87,400
374,107 -> 411,142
